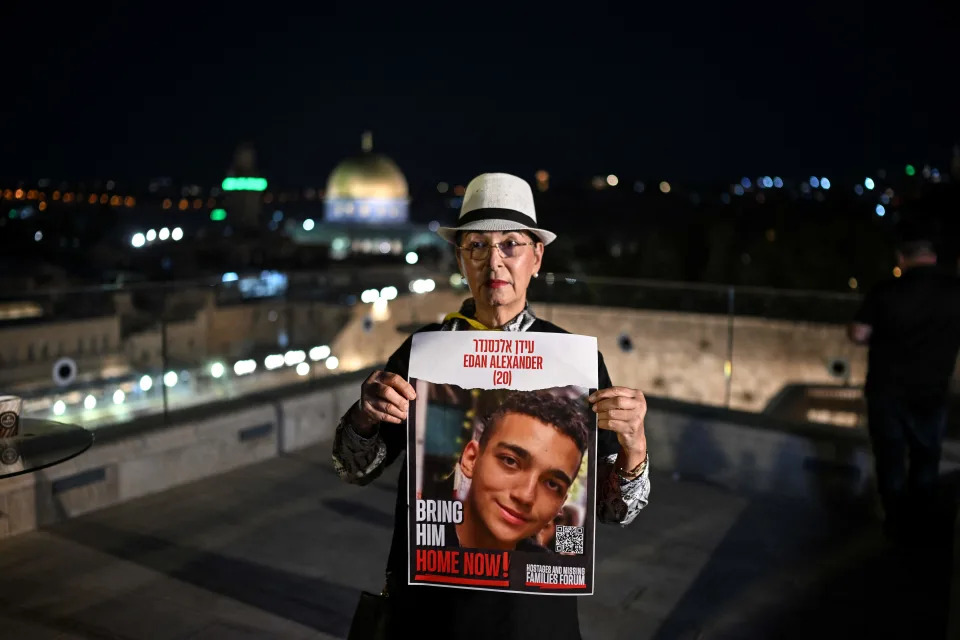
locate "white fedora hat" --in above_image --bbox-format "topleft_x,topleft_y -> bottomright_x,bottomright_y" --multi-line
436,172 -> 557,245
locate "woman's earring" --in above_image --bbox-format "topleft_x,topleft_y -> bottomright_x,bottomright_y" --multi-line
533,273 -> 539,278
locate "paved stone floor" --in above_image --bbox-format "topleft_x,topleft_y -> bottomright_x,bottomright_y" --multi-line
0,443 -> 955,639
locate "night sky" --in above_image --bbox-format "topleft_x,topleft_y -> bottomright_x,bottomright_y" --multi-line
3,1 -> 957,187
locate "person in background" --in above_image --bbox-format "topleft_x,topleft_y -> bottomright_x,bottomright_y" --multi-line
848,223 -> 960,541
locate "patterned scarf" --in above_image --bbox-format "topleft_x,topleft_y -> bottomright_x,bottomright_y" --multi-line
441,298 -> 537,332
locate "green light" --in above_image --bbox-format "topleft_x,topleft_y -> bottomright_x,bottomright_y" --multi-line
8,209 -> 16,219
221,177 -> 268,192
905,164 -> 916,176
210,208 -> 227,221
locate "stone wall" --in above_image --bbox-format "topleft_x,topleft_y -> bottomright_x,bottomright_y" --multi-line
535,303 -> 869,412
0,316 -> 124,387
329,290 -> 870,413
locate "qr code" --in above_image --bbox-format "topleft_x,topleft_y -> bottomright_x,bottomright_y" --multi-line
554,525 -> 584,554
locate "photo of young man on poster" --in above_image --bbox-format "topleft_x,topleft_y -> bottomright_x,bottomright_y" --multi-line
454,388 -> 590,553
411,383 -> 594,566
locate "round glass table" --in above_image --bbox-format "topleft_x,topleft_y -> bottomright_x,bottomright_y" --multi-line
0,419 -> 94,479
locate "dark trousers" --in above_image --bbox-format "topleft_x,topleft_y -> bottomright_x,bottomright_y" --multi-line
865,392 -> 948,529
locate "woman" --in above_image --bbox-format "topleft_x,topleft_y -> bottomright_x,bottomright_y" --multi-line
333,172 -> 650,639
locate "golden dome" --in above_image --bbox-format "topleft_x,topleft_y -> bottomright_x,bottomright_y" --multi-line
325,152 -> 408,201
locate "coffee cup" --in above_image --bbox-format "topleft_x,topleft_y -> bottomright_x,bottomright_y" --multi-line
0,395 -> 22,438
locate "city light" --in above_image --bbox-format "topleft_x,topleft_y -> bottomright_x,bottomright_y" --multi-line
606,174 -> 619,187
809,177 -> 820,188
450,273 -> 464,287
264,354 -> 285,370
893,266 -> 902,278
210,362 -> 225,378
659,181 -> 671,194
210,208 -> 227,221
325,356 -> 340,370
296,362 -> 310,376
848,277 -> 858,290
34,231 -> 43,242
361,288 -> 379,303
309,345 -> 331,361
53,400 -> 66,416
405,251 -> 419,265
410,278 -> 436,294
146,229 -> 157,242
820,177 -> 831,190
221,272 -> 239,283
163,371 -> 178,387
437,182 -> 449,193
131,233 -> 146,248
284,350 -> 306,366
233,359 -> 257,376
113,389 -> 125,405
139,375 -> 153,391
380,286 -> 398,301
854,184 -> 864,195
84,394 -> 97,410
905,164 -> 916,176
741,177 -> 752,189
158,227 -> 170,241
171,227 -> 183,241
302,218 -> 315,231
221,177 -> 268,191
875,204 -> 885,217
761,176 -> 774,189
864,177 -> 875,190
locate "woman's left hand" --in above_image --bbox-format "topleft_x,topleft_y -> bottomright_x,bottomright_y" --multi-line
588,387 -> 647,465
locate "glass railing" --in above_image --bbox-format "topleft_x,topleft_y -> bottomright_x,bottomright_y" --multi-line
1,267 -> 454,429
529,274 -> 870,428
4,268 -> 927,435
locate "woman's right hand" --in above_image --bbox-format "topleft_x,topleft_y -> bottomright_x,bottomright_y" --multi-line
351,370 -> 417,435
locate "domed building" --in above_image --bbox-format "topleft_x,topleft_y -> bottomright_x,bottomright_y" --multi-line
324,133 -> 409,224
287,132 -> 449,265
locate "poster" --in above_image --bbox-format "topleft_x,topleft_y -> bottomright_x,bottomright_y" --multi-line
407,331 -> 598,595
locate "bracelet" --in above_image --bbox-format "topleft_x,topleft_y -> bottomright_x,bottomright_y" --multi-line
616,453 -> 648,481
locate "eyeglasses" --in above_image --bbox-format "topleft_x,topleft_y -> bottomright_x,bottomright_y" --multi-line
458,239 -> 537,262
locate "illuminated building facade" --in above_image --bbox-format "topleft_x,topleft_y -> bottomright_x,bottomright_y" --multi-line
323,132 -> 409,224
